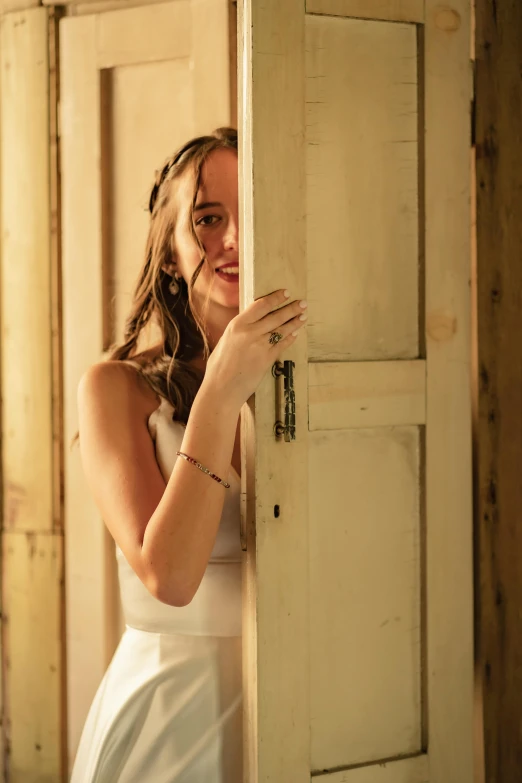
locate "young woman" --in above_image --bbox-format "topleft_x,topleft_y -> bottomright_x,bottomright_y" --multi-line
70,127 -> 308,782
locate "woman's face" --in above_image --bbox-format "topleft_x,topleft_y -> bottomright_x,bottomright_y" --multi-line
172,147 -> 239,311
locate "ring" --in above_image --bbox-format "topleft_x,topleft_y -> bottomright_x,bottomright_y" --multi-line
269,331 -> 283,345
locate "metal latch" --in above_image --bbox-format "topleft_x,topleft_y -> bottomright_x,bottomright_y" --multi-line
272,360 -> 296,441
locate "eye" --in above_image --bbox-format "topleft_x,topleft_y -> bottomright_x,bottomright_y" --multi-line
196,214 -> 220,227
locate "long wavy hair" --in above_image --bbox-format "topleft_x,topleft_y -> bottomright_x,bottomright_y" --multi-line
106,127 -> 237,425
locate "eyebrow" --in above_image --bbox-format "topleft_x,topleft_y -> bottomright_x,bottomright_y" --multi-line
194,201 -> 223,212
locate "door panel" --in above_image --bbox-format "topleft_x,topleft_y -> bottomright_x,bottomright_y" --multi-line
310,427 -> 422,767
306,16 -> 419,362
60,0 -> 233,769
240,0 -> 473,780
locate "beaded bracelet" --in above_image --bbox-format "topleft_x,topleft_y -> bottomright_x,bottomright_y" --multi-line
176,451 -> 231,489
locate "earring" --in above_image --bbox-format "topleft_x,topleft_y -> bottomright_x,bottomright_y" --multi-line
169,272 -> 181,295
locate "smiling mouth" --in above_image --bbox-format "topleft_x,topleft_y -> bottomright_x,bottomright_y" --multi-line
216,267 -> 239,283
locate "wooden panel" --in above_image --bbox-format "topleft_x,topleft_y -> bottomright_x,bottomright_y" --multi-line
306,16 -> 419,362
2,533 -> 63,783
0,0 -> 39,12
60,13 -> 114,769
306,0 -> 424,24
310,427 -> 422,769
314,753 -> 429,782
475,0 -> 522,780
96,2 -> 191,68
109,59 -> 195,344
1,7 -> 53,535
0,10 -> 64,782
309,360 -> 426,430
239,0 -> 310,780
424,1 -> 474,780
44,0 -> 165,7
191,0 -> 232,132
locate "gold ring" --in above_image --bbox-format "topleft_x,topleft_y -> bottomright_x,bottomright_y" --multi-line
269,331 -> 283,345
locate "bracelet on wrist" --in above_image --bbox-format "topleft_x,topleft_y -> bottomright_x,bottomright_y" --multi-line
176,451 -> 231,489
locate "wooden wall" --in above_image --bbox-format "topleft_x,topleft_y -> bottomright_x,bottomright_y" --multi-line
0,7 -> 64,783
475,1 -> 522,782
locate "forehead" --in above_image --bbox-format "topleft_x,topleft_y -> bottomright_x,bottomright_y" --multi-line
197,148 -> 238,200
173,147 -> 238,210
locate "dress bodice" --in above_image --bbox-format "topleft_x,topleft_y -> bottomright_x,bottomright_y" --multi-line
116,396 -> 242,637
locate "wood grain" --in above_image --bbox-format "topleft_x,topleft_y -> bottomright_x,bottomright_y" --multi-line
424,1 -> 474,780
306,0 -> 424,24
475,0 -> 522,780
0,10 -> 63,779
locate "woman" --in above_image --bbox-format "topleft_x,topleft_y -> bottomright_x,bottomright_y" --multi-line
70,127 -> 308,782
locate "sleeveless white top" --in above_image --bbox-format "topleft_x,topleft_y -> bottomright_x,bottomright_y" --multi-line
70,386 -> 244,781
115,395 -> 242,638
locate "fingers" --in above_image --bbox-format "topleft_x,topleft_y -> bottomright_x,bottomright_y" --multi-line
270,321 -> 305,352
243,289 -> 291,324
267,310 -> 307,344
259,298 -> 308,334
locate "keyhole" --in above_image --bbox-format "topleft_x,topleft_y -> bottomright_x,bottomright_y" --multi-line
274,505 -> 280,518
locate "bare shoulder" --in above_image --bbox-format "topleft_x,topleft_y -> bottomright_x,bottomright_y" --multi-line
78,357 -> 160,423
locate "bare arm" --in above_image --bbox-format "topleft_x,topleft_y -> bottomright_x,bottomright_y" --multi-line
143,379 -> 241,605
78,365 -> 240,607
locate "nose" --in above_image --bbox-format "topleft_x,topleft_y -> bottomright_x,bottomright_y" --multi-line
223,214 -> 239,251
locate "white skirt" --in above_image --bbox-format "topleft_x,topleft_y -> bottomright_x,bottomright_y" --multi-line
70,627 -> 243,783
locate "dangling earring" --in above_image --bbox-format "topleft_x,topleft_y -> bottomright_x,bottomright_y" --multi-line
169,272 -> 181,295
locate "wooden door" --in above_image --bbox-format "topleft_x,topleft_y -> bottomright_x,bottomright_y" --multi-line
60,0 -> 234,770
239,1 -> 474,781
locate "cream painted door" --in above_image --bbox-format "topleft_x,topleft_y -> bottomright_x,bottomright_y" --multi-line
60,0 -> 234,770
239,1 -> 473,781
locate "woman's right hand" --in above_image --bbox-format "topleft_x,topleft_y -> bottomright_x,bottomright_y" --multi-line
202,289 -> 308,409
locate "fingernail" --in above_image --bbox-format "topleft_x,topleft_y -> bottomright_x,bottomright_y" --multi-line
284,289 -> 290,298
299,313 -> 308,321
299,300 -> 308,308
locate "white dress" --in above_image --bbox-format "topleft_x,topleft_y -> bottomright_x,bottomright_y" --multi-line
70,392 -> 243,783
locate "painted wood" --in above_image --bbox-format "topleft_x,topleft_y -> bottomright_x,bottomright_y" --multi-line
1,8 -> 53,537
475,0 -> 522,780
314,753 -> 429,782
306,16 -> 419,362
306,0 -> 424,24
60,16 -> 110,772
0,0 -> 39,13
309,360 -> 426,430
2,533 -> 63,782
310,426 -> 422,766
243,0 -> 473,778
424,1 -> 474,780
60,1 -> 233,772
0,9 -> 63,779
239,0 -> 310,780
44,0 -> 165,7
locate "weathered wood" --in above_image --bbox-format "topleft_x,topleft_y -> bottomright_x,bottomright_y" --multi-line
2,533 -> 63,783
313,753 -> 429,782
0,0 -> 39,13
306,0 -> 424,24
0,9 -> 64,781
475,0 -> 522,780
239,0 -> 310,779
424,1 -> 474,780
0,8 -> 53,537
308,360 -> 426,430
